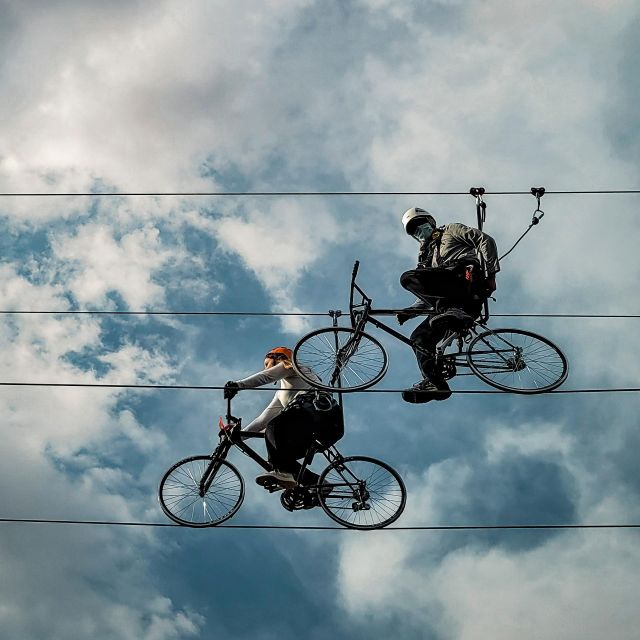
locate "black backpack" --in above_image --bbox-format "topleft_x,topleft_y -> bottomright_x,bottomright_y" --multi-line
272,391 -> 344,449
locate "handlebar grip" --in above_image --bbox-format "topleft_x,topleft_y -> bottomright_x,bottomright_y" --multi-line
352,260 -> 360,280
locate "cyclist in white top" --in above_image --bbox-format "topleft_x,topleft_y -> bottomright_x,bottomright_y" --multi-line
224,347 -> 322,487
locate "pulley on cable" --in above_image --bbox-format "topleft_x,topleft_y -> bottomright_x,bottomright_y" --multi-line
470,187 -> 487,231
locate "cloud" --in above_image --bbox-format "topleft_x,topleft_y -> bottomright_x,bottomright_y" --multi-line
213,199 -> 352,331
1,1 -> 640,638
0,257 -> 207,637
430,531 -> 640,640
336,412 -> 640,639
50,223 -> 179,309
0,0 -> 313,196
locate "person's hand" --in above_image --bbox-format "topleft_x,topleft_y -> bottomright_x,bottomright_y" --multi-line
486,275 -> 497,294
397,312 -> 410,326
223,381 -> 239,399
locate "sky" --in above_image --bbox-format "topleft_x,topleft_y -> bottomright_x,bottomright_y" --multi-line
1,0 -> 639,638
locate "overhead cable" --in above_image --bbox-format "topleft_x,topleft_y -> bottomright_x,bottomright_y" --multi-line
0,382 -> 638,394
1,189 -> 640,197
1,517 -> 639,531
0,310 -> 638,319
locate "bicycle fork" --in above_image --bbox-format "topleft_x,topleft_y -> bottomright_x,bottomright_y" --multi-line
330,323 -> 368,386
199,440 -> 232,497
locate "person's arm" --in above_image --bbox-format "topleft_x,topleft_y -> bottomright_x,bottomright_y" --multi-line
243,395 -> 284,433
448,223 -> 500,285
235,362 -> 291,389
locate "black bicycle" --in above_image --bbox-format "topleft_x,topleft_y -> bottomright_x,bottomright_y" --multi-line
158,394 -> 407,530
293,261 -> 569,393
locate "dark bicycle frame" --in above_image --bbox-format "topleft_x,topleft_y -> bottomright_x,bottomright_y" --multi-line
198,397 -> 371,506
343,260 -> 516,379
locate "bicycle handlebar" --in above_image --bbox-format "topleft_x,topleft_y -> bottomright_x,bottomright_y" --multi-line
351,260 -> 360,282
225,396 -> 241,427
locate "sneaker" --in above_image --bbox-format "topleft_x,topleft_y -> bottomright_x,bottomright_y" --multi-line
255,470 -> 297,489
402,378 -> 452,404
429,308 -> 473,331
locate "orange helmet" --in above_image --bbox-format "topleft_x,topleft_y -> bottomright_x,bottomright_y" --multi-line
265,346 -> 293,361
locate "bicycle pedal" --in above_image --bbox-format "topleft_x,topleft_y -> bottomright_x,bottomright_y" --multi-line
256,477 -> 284,492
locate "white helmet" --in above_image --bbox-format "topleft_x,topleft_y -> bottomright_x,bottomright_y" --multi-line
401,207 -> 436,236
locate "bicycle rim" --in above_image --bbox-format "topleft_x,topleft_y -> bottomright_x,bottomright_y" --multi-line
467,328 -> 569,393
158,455 -> 244,527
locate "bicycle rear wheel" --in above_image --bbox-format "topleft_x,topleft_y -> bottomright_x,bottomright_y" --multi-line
467,328 -> 568,393
159,455 -> 244,527
318,456 -> 406,529
293,327 -> 388,392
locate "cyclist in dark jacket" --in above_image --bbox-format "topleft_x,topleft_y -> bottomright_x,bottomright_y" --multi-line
398,207 -> 499,403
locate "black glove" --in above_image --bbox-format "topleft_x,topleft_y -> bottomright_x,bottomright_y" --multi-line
397,302 -> 429,326
223,381 -> 239,399
397,312 -> 415,326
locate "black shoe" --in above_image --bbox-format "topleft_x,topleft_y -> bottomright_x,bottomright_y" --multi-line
429,308 -> 473,331
402,378 -> 452,404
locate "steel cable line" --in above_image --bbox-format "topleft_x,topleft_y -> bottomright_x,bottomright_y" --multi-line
0,382 -> 638,394
0,310 -> 638,319
0,310 -> 329,317
2,189 -> 640,197
1,517 -> 639,530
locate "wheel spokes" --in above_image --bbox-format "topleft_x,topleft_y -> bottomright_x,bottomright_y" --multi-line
160,458 -> 243,526
468,329 -> 567,392
321,459 -> 405,528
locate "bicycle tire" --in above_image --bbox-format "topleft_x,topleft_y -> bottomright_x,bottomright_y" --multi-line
467,328 -> 568,393
318,456 -> 406,529
293,327 -> 388,392
158,455 -> 244,527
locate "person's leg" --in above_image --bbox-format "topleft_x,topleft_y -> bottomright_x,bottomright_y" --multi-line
288,460 -> 320,486
400,267 -> 468,305
402,320 -> 453,403
410,317 -> 445,379
401,270 -> 459,404
409,268 -> 479,331
265,420 -> 318,482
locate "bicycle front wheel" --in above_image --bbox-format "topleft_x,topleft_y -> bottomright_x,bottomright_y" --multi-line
158,455 -> 244,527
318,456 -> 406,529
293,327 -> 388,392
467,328 -> 568,393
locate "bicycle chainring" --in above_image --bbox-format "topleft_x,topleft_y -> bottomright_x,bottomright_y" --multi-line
438,357 -> 457,380
280,488 -> 315,511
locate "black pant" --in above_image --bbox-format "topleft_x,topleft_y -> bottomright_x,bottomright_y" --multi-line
400,267 -> 483,380
265,420 -> 321,485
